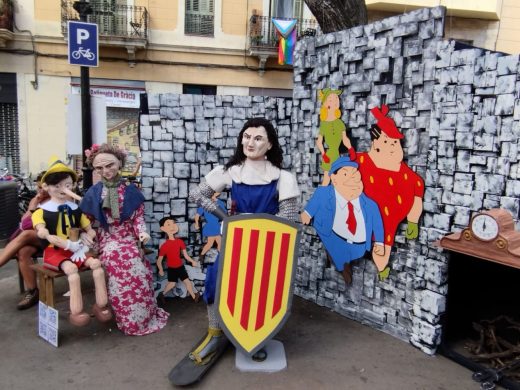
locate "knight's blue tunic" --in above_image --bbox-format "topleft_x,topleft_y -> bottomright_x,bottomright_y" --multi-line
203,180 -> 278,304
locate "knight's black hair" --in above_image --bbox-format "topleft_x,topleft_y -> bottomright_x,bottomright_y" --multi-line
224,118 -> 283,170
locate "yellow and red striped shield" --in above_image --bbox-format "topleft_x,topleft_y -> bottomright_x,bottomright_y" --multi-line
216,213 -> 300,356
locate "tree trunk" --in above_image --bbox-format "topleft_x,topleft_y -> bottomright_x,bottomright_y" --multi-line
304,0 -> 368,34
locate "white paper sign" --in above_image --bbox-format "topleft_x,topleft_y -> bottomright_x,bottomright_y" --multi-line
71,86 -> 143,108
38,301 -> 59,347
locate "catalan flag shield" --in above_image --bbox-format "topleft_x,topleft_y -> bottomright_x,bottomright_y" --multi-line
216,214 -> 300,356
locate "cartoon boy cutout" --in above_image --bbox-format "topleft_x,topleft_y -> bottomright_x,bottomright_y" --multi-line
194,192 -> 226,259
156,216 -> 200,304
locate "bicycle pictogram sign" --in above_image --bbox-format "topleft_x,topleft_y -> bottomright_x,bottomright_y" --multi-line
68,21 -> 98,67
71,47 -> 96,61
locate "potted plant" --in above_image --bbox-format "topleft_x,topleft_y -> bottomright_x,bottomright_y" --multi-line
251,35 -> 263,46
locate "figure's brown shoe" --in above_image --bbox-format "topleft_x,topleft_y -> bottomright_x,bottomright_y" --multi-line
69,312 -> 91,327
193,291 -> 200,303
17,288 -> 39,310
342,263 -> 353,285
92,303 -> 113,322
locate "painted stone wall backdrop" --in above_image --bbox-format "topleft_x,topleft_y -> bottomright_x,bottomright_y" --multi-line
139,94 -> 293,293
291,5 -> 520,355
139,6 -> 520,356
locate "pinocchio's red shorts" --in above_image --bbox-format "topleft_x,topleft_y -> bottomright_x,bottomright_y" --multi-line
43,247 -> 85,272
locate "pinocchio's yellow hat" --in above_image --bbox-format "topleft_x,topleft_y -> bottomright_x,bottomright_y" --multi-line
40,157 -> 78,183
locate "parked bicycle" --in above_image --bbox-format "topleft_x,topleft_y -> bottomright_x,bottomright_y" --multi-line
0,169 -> 37,216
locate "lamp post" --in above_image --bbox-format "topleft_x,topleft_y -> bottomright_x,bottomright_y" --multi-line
72,0 -> 93,190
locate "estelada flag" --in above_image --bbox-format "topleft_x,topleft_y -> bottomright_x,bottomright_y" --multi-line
216,214 -> 301,356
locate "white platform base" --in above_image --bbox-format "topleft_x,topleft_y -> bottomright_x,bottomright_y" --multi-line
235,339 -> 287,373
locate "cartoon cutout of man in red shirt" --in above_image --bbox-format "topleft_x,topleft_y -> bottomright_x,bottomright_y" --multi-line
345,105 -> 424,279
156,216 -> 200,304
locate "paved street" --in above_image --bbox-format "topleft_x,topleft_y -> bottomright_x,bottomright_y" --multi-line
0,257 -> 478,390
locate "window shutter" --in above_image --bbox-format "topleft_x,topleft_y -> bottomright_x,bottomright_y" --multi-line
0,103 -> 20,174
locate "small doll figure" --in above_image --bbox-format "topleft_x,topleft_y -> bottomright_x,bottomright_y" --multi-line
194,192 -> 226,259
156,216 -> 200,304
317,88 -> 350,186
32,158 -> 112,326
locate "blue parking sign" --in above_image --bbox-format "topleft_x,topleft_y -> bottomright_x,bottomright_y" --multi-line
68,21 -> 98,67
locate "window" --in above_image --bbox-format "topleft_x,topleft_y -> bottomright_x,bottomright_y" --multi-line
0,73 -> 19,174
271,0 -> 303,19
185,0 -> 214,37
183,84 -> 217,95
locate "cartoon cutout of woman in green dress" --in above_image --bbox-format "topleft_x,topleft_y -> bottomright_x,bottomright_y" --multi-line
316,88 -> 350,186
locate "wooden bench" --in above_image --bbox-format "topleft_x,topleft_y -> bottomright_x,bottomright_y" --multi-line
30,263 -> 91,308
30,264 -> 65,307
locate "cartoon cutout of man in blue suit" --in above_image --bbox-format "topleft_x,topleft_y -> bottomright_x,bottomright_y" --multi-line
301,156 -> 385,284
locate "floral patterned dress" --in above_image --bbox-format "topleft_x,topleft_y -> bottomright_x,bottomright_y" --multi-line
96,184 -> 169,335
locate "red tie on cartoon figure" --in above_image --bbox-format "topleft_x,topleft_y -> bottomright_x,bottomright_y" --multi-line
346,201 -> 357,234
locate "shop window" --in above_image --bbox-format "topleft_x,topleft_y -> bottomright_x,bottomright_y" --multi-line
183,84 -> 217,95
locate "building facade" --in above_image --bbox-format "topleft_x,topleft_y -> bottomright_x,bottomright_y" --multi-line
0,0 -> 315,174
0,0 -> 519,174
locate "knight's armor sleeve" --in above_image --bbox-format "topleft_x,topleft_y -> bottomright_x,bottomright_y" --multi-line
189,181 -> 227,220
276,197 -> 299,222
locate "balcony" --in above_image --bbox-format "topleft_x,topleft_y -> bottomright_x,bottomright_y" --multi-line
61,0 -> 149,64
248,15 -> 317,74
365,0 -> 501,20
0,0 -> 14,47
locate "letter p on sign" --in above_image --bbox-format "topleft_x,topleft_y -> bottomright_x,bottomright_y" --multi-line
77,29 -> 90,44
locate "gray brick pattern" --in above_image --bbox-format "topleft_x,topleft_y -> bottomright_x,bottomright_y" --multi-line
291,7 -> 449,354
141,6 -> 520,355
292,6 -> 520,355
140,94 -> 293,294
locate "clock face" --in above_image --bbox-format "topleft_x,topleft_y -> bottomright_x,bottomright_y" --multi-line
471,214 -> 499,241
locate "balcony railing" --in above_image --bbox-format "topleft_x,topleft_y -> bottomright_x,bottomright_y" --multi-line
249,15 -> 317,50
185,13 -> 214,37
61,1 -> 149,40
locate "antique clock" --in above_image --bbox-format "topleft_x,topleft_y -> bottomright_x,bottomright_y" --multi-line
439,209 -> 520,269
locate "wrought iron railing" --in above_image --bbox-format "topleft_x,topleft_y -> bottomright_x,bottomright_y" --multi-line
185,13 -> 214,37
61,1 -> 149,40
0,0 -> 14,32
249,15 -> 317,49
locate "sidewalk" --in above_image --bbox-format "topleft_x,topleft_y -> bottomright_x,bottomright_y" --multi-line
0,257 -> 477,390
